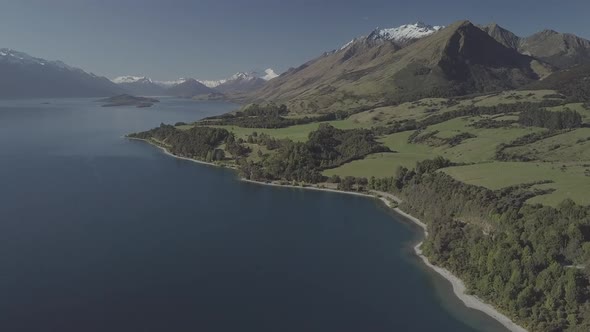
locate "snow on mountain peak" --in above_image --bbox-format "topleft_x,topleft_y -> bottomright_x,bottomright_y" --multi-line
112,76 -> 153,84
371,22 -> 443,43
339,22 -> 443,51
199,69 -> 278,87
154,78 -> 188,88
0,48 -> 72,69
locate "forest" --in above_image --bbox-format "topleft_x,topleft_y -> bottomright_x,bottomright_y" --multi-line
128,124 -> 233,160
365,158 -> 590,331
238,124 -> 389,182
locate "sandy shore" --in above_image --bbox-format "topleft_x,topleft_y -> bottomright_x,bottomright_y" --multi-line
130,136 -> 528,332
128,137 -> 223,168
240,178 -> 375,198
378,198 -> 527,332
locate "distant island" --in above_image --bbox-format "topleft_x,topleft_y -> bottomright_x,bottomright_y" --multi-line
99,94 -> 160,108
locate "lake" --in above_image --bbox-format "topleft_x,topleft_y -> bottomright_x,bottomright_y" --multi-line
0,98 -> 509,331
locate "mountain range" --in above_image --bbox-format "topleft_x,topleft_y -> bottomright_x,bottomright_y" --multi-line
481,23 -> 590,69
0,47 -> 279,99
0,48 -> 123,98
1,20 -> 589,104
248,20 -> 590,113
110,69 -> 279,98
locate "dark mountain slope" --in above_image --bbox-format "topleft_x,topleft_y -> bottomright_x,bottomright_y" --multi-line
0,49 -> 123,98
251,20 -> 548,113
166,79 -> 217,98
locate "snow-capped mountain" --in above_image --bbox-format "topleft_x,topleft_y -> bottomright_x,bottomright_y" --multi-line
340,22 -> 444,50
112,76 -> 153,84
110,68 -> 279,97
199,68 -> 279,88
166,78 -> 217,98
154,78 -> 188,88
370,22 -> 444,43
112,75 -> 167,96
0,48 -> 73,70
0,48 -> 123,98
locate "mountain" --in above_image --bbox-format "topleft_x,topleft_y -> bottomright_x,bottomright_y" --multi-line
519,29 -> 590,69
214,72 -> 266,94
526,63 -> 590,101
482,24 -> 590,69
112,76 -> 167,96
366,22 -> 444,46
165,78 -> 217,98
198,69 -> 280,97
0,48 -> 123,98
251,20 -> 548,113
480,23 -> 520,49
199,68 -> 279,88
154,78 -> 188,88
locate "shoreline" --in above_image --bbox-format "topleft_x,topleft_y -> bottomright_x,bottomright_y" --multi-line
129,137 -> 528,332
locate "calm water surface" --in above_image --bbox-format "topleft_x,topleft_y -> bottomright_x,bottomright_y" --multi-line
0,98 -> 508,331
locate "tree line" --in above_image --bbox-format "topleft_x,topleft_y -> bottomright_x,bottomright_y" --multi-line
366,158 -> 590,331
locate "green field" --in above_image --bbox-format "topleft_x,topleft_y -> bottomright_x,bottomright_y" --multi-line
323,152 -> 432,178
442,162 -> 590,206
546,103 -> 590,124
346,90 -> 560,127
504,128 -> 590,162
418,117 -> 543,162
185,119 -> 366,142
186,89 -> 588,208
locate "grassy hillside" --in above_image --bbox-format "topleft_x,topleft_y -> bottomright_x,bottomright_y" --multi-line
175,89 -> 589,207
133,86 -> 590,330
250,21 -> 548,114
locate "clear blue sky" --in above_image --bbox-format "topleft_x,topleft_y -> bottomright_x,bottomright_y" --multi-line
1,0 -> 589,80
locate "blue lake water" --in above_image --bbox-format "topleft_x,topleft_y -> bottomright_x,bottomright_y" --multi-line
0,98 -> 509,331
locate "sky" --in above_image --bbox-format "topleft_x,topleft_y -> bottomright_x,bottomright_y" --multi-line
1,0 -> 589,81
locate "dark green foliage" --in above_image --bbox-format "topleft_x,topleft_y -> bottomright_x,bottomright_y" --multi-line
415,157 -> 454,174
418,101 -> 565,128
247,132 -> 283,150
469,118 -> 517,129
327,175 -> 341,183
225,134 -> 251,157
239,124 -> 389,183
447,132 -> 477,147
408,130 -> 475,147
307,124 -> 390,168
241,103 -> 288,117
528,64 -> 590,102
518,108 -> 583,130
338,176 -> 357,191
496,130 -> 570,161
204,112 -> 343,129
372,159 -> 590,331
128,124 -> 231,160
408,130 -> 439,144
373,120 -> 418,136
202,104 -> 348,129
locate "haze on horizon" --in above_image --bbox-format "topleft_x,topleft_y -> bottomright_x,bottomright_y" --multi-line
1,0 -> 589,81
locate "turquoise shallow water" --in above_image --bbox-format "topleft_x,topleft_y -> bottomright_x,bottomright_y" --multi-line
0,98 -> 508,332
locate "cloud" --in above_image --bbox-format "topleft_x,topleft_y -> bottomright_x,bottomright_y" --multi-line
262,68 -> 279,80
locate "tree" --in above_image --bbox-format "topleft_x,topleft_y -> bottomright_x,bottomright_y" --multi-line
212,149 -> 225,161
338,176 -> 356,191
